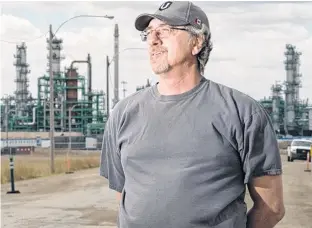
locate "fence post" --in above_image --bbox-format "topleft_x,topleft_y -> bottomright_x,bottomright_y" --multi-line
7,149 -> 20,194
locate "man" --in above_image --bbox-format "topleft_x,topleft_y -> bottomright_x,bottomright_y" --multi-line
100,1 -> 285,228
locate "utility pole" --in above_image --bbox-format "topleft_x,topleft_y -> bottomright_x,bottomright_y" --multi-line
5,98 -> 9,155
36,16 -> 114,173
121,81 -> 127,98
49,24 -> 55,174
113,24 -> 119,107
106,47 -> 146,113
106,55 -> 110,119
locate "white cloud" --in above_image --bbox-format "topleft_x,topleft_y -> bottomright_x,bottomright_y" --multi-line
199,1 -> 312,102
0,14 -> 42,40
1,1 -> 311,107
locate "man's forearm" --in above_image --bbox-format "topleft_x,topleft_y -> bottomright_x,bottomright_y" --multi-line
246,205 -> 284,228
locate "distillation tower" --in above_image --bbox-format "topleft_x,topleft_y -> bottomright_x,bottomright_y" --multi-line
271,82 -> 283,132
284,44 -> 302,134
34,31 -> 106,135
14,42 -> 31,116
40,35 -> 66,131
1,26 -> 108,136
0,42 -> 36,131
258,44 -> 311,136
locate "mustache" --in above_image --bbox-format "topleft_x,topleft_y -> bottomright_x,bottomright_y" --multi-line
149,48 -> 167,55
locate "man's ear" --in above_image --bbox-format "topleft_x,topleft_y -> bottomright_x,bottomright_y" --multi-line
192,36 -> 204,56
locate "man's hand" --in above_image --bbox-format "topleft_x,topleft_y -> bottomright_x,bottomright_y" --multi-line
247,175 -> 285,228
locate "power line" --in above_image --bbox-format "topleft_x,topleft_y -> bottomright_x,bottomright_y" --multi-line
0,31 -> 49,44
1,14 -> 114,45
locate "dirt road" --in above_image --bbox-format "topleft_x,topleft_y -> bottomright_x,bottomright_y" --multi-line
1,155 -> 311,228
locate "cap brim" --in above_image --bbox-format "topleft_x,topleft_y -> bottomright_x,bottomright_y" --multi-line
135,13 -> 188,31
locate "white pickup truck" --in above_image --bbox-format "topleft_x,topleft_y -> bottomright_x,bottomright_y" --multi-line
287,139 -> 312,162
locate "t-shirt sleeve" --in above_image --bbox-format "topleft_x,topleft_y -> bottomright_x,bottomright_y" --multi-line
100,115 -> 125,193
241,108 -> 282,184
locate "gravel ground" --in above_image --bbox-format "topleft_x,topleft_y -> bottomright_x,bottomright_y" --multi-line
1,154 -> 311,228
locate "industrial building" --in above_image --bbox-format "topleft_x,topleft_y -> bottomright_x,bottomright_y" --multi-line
0,29 -> 112,136
259,44 -> 312,136
1,40 -> 311,138
136,79 -> 152,92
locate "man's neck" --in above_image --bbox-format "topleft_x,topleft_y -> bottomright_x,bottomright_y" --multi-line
157,63 -> 202,96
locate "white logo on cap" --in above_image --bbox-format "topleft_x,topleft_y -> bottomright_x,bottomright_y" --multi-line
195,18 -> 202,25
159,1 -> 172,11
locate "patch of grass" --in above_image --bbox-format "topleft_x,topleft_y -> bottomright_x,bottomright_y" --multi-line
1,151 -> 100,184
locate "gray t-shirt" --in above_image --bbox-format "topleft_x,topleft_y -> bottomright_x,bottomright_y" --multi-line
100,76 -> 282,228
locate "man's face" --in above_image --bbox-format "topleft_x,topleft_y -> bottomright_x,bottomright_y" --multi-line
145,19 -> 193,75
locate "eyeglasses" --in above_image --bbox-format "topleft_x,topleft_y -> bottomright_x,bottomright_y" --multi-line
140,26 -> 188,42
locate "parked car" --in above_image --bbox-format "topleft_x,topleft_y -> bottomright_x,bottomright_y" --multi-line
287,139 -> 312,162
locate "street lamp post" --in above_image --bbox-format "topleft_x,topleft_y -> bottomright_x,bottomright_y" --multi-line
49,25 -> 54,174
48,14 -> 114,174
66,104 -> 79,174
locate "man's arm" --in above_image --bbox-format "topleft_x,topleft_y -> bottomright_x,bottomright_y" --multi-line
117,192 -> 122,201
100,105 -> 125,195
246,175 -> 285,228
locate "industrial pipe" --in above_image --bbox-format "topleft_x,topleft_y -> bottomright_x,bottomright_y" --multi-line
69,55 -> 92,96
70,55 -> 92,121
43,100 -> 62,131
21,107 -> 36,125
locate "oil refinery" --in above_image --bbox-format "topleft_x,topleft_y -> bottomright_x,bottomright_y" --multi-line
259,44 -> 312,137
0,25 -> 117,136
0,35 -> 311,138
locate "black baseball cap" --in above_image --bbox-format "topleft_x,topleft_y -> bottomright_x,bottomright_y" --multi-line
135,1 -> 210,31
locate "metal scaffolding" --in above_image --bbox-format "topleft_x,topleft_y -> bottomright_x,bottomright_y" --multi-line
35,68 -> 105,134
271,82 -> 283,132
1,38 -> 107,135
14,42 -> 31,117
284,44 -> 302,131
259,44 -> 311,136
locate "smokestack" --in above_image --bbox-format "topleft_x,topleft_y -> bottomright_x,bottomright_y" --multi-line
113,23 -> 119,107
87,53 -> 92,115
87,53 -> 92,96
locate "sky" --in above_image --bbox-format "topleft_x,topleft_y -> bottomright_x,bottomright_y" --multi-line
1,0 -> 312,106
